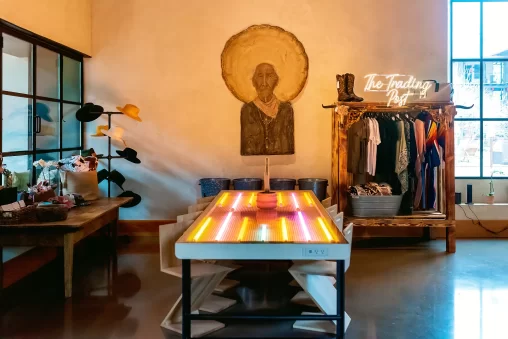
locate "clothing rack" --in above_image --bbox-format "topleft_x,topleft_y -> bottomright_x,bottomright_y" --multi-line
326,101 -> 460,253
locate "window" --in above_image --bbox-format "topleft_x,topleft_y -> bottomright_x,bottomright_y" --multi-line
452,0 -> 508,178
1,20 -> 84,189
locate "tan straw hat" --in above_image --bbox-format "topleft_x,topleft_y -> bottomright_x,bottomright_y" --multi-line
221,24 -> 309,103
117,104 -> 142,122
91,125 -> 109,137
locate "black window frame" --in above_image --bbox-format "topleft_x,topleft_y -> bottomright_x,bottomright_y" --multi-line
0,19 -> 88,184
451,0 -> 508,179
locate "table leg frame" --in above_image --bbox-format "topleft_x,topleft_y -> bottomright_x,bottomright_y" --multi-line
0,245 -> 3,293
180,259 -> 346,339
336,260 -> 345,339
182,259 -> 191,339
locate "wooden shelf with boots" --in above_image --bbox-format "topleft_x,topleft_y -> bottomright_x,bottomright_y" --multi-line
323,100 -> 460,252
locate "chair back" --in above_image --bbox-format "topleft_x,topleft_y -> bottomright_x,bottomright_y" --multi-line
332,212 -> 344,232
321,197 -> 332,208
325,204 -> 338,217
197,196 -> 215,204
159,220 -> 194,270
177,211 -> 202,223
343,223 -> 353,272
188,202 -> 210,213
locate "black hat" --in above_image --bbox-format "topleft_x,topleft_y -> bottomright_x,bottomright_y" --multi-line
97,169 -> 109,183
108,170 -> 125,189
76,103 -> 104,122
116,148 -> 141,164
118,190 -> 141,208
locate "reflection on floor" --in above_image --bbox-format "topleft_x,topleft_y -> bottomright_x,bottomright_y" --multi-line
1,237 -> 508,339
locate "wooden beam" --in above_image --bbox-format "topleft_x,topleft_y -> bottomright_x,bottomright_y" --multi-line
331,109 -> 339,206
445,116 -> 456,253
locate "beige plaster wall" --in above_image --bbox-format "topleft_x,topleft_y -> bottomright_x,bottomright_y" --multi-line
85,0 -> 448,219
0,0 -> 92,55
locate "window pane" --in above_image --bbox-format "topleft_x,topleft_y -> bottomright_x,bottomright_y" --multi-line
2,95 -> 32,152
62,104 -> 81,148
452,62 -> 480,118
36,46 -> 60,99
455,121 -> 481,177
483,61 -> 508,119
63,57 -> 81,102
2,34 -> 33,95
452,2 -> 480,59
36,100 -> 60,150
483,121 -> 508,177
484,3 -> 508,59
2,155 -> 33,189
62,150 -> 79,158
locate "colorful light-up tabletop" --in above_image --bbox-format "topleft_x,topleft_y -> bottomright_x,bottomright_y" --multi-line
176,191 -> 349,260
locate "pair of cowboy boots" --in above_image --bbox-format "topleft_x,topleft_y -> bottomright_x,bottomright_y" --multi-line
336,73 -> 364,102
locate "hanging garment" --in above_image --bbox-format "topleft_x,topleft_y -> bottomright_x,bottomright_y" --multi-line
399,120 -> 413,214
423,115 -> 441,210
365,118 -> 373,174
347,121 -> 364,174
395,120 -> 409,194
359,119 -> 370,173
437,122 -> 446,158
413,118 -> 426,209
365,118 -> 381,175
375,117 -> 401,195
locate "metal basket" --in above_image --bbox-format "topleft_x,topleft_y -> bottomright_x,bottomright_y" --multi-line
298,178 -> 328,201
199,178 -> 231,197
269,178 -> 296,191
349,195 -> 403,217
233,178 -> 263,190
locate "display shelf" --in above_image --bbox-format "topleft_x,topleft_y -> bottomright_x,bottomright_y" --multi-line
327,101 -> 458,252
346,216 -> 453,228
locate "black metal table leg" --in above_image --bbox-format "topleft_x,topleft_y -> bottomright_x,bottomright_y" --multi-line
336,260 -> 345,339
182,259 -> 191,339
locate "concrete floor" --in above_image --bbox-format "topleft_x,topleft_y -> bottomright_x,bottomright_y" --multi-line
1,237 -> 508,339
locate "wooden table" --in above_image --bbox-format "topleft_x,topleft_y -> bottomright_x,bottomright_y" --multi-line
175,191 -> 350,338
0,198 -> 132,298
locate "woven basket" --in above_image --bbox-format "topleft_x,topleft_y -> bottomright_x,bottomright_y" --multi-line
0,205 -> 38,225
36,204 -> 69,222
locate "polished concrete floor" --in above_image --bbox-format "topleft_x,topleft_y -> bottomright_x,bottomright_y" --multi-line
1,237 -> 508,339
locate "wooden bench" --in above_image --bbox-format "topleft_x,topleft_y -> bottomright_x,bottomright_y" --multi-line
0,197 -> 132,298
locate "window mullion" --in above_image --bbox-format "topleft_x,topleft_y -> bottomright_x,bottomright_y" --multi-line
479,1 -> 484,178
59,54 -> 63,161
31,43 -> 37,185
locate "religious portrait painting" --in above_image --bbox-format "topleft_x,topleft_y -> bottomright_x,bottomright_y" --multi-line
221,25 -> 309,156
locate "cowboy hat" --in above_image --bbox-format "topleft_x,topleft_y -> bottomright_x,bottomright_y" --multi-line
118,190 -> 142,208
101,126 -> 125,143
108,169 -> 125,189
91,125 -> 109,137
116,148 -> 141,164
76,103 -> 104,122
97,169 -> 109,183
117,104 -> 142,122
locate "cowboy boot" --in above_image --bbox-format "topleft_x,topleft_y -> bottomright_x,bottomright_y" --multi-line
336,74 -> 352,102
346,73 -> 364,102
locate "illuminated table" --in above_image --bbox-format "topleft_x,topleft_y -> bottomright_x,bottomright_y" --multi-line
175,190 -> 349,339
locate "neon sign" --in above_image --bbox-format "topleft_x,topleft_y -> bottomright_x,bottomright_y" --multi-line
364,74 -> 434,107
